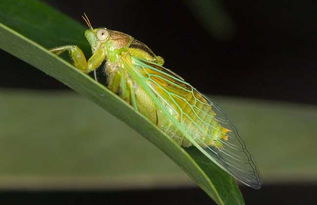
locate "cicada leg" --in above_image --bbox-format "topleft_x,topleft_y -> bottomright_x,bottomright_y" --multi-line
127,79 -> 138,111
50,45 -> 106,73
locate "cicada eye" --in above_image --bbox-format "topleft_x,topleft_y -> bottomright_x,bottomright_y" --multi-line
96,29 -> 109,41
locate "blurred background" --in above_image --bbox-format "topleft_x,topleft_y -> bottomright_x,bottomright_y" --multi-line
0,0 -> 317,204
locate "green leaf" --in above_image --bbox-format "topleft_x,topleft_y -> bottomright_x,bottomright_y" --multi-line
0,0 -> 244,204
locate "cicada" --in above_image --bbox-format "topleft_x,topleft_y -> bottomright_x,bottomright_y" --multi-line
51,14 -> 261,189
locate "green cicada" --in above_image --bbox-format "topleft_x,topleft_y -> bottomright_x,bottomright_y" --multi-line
51,14 -> 261,189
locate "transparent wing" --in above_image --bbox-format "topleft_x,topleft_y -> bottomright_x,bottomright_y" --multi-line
121,56 -> 261,189
199,100 -> 262,189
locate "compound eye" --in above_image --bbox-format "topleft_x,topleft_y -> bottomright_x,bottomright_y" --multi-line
97,29 -> 109,41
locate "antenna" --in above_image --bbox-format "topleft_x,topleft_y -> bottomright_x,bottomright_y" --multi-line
82,13 -> 93,30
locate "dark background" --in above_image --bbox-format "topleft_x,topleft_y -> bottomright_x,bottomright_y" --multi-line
0,184 -> 316,205
2,0 -> 317,104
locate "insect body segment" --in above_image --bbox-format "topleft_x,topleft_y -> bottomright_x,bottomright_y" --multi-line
50,21 -> 261,189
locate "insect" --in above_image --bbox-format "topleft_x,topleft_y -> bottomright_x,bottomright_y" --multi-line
51,14 -> 261,189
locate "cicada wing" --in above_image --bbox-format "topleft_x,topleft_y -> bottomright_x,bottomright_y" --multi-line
202,99 -> 262,189
121,56 -> 261,189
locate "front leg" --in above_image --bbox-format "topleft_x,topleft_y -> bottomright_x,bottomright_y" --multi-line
50,45 -> 106,73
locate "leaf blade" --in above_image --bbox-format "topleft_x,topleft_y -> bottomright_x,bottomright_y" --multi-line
0,1 -> 245,204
